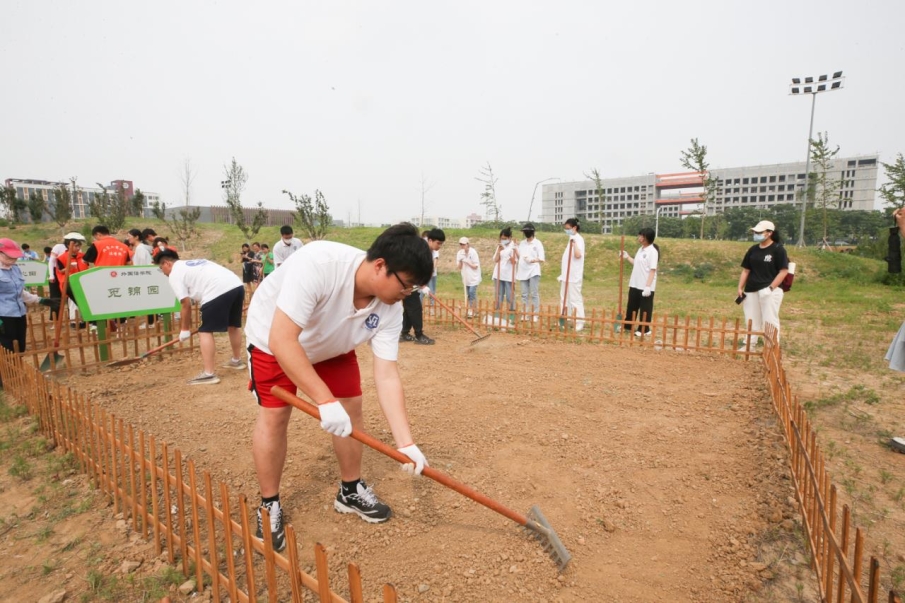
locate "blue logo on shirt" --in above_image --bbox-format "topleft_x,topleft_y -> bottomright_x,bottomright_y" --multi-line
186,259 -> 208,267
364,314 -> 380,330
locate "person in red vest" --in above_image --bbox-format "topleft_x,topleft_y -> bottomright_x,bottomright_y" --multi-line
82,225 -> 131,267
54,234 -> 90,327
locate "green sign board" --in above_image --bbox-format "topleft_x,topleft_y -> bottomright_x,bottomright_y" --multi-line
19,260 -> 49,286
69,266 -> 180,321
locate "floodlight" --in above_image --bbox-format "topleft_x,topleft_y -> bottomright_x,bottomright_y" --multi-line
831,81 -> 841,89
818,75 -> 828,82
805,77 -> 813,83
804,86 -> 812,93
818,84 -> 826,91
791,87 -> 800,94
792,78 -> 801,84
833,71 -> 843,78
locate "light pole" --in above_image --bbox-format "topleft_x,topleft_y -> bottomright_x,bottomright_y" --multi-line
527,177 -> 559,222
654,205 -> 666,240
789,71 -> 844,247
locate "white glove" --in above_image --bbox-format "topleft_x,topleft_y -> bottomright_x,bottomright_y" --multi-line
179,330 -> 192,342
318,400 -> 352,437
397,444 -> 428,475
642,287 -> 652,297
620,250 -> 630,260
420,286 -> 431,295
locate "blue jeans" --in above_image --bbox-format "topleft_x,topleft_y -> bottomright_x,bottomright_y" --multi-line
423,275 -> 437,306
494,279 -> 515,311
520,276 -> 540,315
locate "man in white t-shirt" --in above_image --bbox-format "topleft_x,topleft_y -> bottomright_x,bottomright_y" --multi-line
516,223 -> 545,321
245,223 -> 434,552
154,250 -> 246,385
559,218 -> 586,331
455,237 -> 481,318
620,227 -> 660,336
273,225 -> 304,268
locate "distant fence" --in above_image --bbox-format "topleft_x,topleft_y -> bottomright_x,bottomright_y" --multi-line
762,324 -> 901,603
0,348 -> 401,602
424,298 -> 764,358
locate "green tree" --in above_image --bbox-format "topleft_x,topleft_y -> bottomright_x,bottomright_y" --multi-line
88,183 -> 128,232
476,162 -> 501,222
283,189 -> 332,240
810,132 -> 841,244
879,153 -> 905,210
26,191 -> 45,223
222,157 -> 267,239
679,138 -> 720,241
149,200 -> 202,251
47,184 -> 74,230
585,168 -> 607,234
131,189 -> 146,217
0,185 -> 27,225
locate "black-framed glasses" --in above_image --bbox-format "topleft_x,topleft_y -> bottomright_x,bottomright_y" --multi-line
390,271 -> 419,294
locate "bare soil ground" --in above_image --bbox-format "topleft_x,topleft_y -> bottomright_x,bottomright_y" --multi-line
0,326 -> 830,602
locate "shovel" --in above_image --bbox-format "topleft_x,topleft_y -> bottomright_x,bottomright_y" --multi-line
559,239 -> 574,330
106,329 -> 198,367
425,291 -> 490,344
269,385 -> 571,571
616,233 -> 625,333
40,242 -> 74,372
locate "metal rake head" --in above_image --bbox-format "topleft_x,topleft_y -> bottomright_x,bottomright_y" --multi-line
523,505 -> 571,572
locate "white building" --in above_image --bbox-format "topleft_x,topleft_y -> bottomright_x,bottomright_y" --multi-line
410,215 -> 464,229
4,177 -> 160,221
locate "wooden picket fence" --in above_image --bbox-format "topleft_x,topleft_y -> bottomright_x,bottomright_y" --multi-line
0,347 -> 400,603
424,297 -> 764,358
761,324 -> 902,603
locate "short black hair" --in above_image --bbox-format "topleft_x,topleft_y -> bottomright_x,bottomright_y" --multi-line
564,217 -> 581,231
366,223 -> 433,286
153,249 -> 180,264
261,243 -> 269,250
128,228 -> 142,239
92,225 -> 110,236
280,225 -> 293,236
499,227 -> 512,238
21,243 -> 30,250
426,228 -> 446,242
43,246 -> 52,254
141,228 -> 157,240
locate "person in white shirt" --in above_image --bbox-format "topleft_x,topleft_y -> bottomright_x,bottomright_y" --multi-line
455,237 -> 481,317
516,223 -> 545,321
154,250 -> 246,385
559,218 -> 586,331
273,225 -> 304,268
244,223 -> 433,552
619,227 -> 660,336
127,229 -> 154,266
492,227 -> 518,313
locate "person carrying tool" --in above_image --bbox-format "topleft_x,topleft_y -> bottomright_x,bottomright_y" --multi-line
400,228 -> 444,344
619,227 -> 660,336
492,227 -> 518,313
154,250 -> 246,385
559,218 -> 586,331
244,223 -> 433,552
456,237 -> 481,318
516,223 -> 545,321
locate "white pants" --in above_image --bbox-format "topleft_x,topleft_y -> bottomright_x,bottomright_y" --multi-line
559,280 -> 585,331
742,286 -> 783,344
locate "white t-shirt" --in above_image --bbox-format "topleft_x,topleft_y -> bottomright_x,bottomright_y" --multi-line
131,243 -> 154,267
559,233 -> 585,283
628,244 -> 659,291
273,237 -> 304,267
492,243 -> 517,282
168,259 -> 242,304
245,241 -> 403,363
456,248 -> 481,287
49,243 -> 68,281
516,238 -> 545,280
432,249 -> 439,277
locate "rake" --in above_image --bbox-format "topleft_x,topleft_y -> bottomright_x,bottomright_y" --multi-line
270,386 -> 571,570
40,242 -> 75,372
106,329 -> 198,367
425,291 -> 490,344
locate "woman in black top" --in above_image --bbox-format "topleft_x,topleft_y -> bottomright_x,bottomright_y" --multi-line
737,220 -> 789,347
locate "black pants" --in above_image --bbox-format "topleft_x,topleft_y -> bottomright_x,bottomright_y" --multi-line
48,279 -> 62,321
0,315 -> 28,354
624,287 -> 655,333
401,293 -> 423,337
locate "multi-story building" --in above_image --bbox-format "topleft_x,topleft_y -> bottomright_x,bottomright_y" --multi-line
539,155 -> 880,233
4,177 -> 160,220
410,215 -> 464,229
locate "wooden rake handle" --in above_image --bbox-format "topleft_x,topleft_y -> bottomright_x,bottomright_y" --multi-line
106,328 -> 199,367
561,239 -> 574,316
425,290 -> 486,339
269,385 -> 529,527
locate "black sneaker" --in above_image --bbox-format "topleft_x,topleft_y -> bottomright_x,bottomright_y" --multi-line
334,481 -> 392,523
255,501 -> 286,552
399,333 -> 415,342
413,334 -> 435,345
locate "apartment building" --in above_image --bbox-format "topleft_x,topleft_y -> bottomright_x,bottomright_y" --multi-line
4,178 -> 160,220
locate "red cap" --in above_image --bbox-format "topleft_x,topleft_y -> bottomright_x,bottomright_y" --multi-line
0,238 -> 24,259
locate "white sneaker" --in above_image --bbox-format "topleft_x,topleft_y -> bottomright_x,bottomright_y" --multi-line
188,372 -> 220,385
223,358 -> 246,370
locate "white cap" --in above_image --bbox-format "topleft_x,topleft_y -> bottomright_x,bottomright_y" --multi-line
63,232 -> 87,242
458,237 -> 469,245
750,220 -> 775,233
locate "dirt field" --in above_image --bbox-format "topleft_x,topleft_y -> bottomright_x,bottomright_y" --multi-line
1,325 -> 816,602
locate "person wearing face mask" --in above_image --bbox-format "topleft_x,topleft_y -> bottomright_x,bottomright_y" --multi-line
620,227 -> 660,336
492,227 -> 519,316
273,225 -> 304,269
0,238 -> 58,356
516,223 -> 544,322
737,220 -> 789,349
559,218 -> 586,331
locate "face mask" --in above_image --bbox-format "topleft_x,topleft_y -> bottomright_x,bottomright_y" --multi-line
501,239 -> 511,247
753,233 -> 766,242
564,229 -> 572,235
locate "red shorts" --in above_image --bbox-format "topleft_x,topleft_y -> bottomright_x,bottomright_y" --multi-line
248,346 -> 362,408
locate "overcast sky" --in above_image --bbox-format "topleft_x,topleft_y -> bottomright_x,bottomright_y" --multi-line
2,0 -> 903,225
